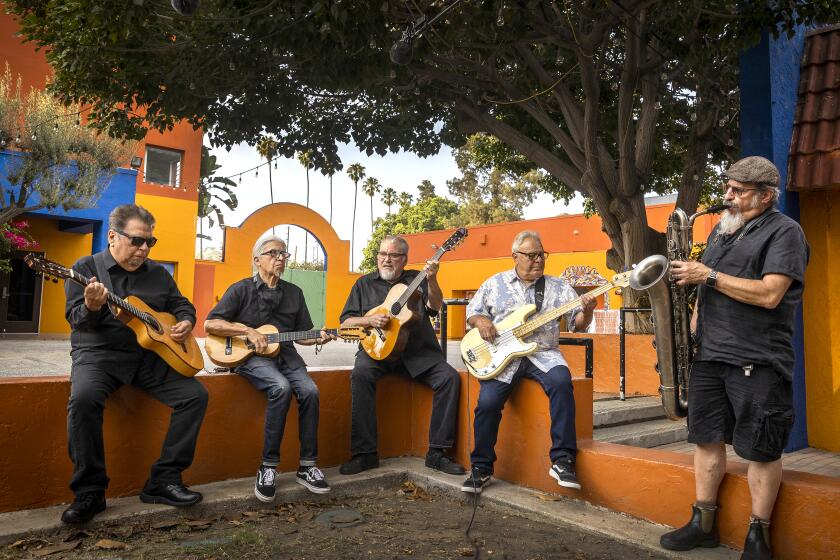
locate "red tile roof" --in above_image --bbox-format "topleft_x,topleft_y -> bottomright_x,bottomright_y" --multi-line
788,24 -> 840,191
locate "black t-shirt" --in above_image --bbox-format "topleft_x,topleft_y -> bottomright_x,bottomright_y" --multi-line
340,269 -> 443,377
207,276 -> 313,370
695,209 -> 809,379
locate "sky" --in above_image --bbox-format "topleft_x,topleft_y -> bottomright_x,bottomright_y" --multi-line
200,141 -> 585,269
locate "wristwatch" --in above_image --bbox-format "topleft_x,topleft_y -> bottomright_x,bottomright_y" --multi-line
705,269 -> 718,288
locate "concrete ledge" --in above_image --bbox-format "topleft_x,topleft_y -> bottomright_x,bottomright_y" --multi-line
0,457 -> 738,559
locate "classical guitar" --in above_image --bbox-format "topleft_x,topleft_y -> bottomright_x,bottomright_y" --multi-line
24,253 -> 205,377
460,271 -> 632,380
205,323 -> 367,367
360,227 -> 468,361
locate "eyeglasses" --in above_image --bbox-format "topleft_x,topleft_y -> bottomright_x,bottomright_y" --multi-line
721,184 -> 761,197
261,249 -> 291,260
377,251 -> 406,260
114,229 -> 157,248
515,251 -> 549,261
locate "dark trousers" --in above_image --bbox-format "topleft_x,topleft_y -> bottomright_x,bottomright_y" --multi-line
350,356 -> 460,456
235,357 -> 320,467
470,359 -> 577,473
67,351 -> 209,495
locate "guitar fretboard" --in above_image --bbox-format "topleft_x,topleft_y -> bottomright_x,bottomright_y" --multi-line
65,269 -> 161,331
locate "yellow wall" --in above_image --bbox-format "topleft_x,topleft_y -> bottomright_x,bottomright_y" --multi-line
25,217 -> 92,334
800,190 -> 840,451
135,193 -> 198,301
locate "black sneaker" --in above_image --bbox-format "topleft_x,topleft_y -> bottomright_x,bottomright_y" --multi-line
61,491 -> 106,524
254,465 -> 277,503
549,459 -> 581,490
460,467 -> 492,494
425,450 -> 466,475
339,454 -> 379,475
296,466 -> 331,494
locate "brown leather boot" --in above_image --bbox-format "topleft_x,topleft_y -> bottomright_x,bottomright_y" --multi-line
660,503 -> 720,551
741,517 -> 773,560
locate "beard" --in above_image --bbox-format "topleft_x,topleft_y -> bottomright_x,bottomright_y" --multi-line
718,193 -> 761,235
379,267 -> 398,281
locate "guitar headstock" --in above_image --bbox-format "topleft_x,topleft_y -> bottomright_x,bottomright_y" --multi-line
611,270 -> 632,289
24,253 -> 72,283
441,228 -> 468,252
338,326 -> 368,341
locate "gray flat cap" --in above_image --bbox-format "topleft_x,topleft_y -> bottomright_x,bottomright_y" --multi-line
724,156 -> 780,188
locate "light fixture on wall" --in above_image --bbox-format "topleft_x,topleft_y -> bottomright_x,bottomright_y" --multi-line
130,156 -> 143,169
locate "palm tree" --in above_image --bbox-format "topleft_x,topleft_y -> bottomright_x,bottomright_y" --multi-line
297,150 -> 314,262
362,177 -> 381,234
417,179 -> 436,200
346,163 -> 366,270
381,187 -> 397,215
398,191 -> 414,209
197,146 -> 238,259
256,135 -> 279,234
322,161 -> 337,225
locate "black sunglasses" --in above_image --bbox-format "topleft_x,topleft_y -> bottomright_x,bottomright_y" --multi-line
114,229 -> 157,248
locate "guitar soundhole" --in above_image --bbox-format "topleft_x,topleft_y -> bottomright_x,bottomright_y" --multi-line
390,302 -> 402,315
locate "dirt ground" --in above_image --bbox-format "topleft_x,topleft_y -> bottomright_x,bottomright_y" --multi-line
2,482 -> 667,560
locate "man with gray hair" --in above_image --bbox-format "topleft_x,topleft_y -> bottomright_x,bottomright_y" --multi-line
205,236 -> 335,502
664,156 -> 809,559
62,204 -> 208,524
462,230 -> 596,494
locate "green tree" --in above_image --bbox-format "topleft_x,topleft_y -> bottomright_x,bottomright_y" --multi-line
321,161 -> 338,225
298,149 -> 314,261
345,163 -> 366,270
197,146 -> 237,260
361,176 -> 381,234
381,187 -> 397,215
256,135 -> 278,234
417,180 -> 436,201
359,195 -> 459,273
15,1 -> 838,282
0,65 -> 135,226
446,134 -> 540,227
397,192 -> 414,209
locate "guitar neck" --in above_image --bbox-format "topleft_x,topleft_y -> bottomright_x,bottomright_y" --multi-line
66,269 -> 156,328
393,247 -> 448,311
513,281 -> 617,337
265,329 -> 337,343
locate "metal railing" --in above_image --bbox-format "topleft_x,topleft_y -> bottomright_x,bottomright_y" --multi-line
439,298 -> 594,379
618,307 -> 652,401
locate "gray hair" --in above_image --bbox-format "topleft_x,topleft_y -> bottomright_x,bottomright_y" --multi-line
109,204 -> 155,231
512,230 -> 542,253
764,185 -> 781,205
251,235 -> 287,273
381,235 -> 409,256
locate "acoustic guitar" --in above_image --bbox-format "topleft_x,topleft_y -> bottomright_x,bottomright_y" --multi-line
360,227 -> 468,361
24,253 -> 205,377
460,271 -> 632,380
205,323 -> 367,367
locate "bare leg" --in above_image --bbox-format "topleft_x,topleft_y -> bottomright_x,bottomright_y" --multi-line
747,458 -> 782,520
695,442 -> 727,504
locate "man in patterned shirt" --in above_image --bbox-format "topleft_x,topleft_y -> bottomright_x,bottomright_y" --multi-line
461,230 -> 595,494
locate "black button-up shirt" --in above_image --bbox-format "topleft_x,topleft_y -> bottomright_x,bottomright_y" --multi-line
340,269 -> 443,377
207,276 -> 313,370
696,209 -> 809,380
65,249 -> 196,358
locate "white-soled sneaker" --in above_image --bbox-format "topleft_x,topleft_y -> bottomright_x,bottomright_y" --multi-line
296,466 -> 331,494
255,465 -> 277,502
460,467 -> 492,494
549,459 -> 581,490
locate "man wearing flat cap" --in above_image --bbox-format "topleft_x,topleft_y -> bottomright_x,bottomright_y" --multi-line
661,156 -> 809,560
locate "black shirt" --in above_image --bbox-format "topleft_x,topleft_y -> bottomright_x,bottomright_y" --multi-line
207,276 -> 313,370
340,269 -> 443,377
65,249 -> 196,357
695,209 -> 809,380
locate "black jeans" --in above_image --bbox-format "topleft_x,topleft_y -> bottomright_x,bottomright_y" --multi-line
470,359 -> 577,473
67,351 -> 209,494
349,355 -> 460,456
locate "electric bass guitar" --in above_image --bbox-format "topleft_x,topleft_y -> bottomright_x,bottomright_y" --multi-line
460,271 -> 632,380
360,227 -> 468,360
24,253 -> 205,377
205,323 -> 367,367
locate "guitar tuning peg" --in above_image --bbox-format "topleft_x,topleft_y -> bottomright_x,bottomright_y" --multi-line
431,243 -> 439,250
51,278 -> 59,284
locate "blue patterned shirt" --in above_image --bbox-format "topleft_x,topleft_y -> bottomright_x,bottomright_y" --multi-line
466,269 -> 582,383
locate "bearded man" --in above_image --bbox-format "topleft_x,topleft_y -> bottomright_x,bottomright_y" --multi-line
662,156 -> 809,560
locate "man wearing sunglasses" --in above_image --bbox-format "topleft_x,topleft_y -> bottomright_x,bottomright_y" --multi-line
205,236 -> 335,502
461,230 -> 596,495
663,156 -> 809,560
62,204 -> 208,524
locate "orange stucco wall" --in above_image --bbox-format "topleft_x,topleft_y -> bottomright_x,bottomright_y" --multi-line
1,372 -> 837,558
799,190 -> 840,451
194,203 -> 361,329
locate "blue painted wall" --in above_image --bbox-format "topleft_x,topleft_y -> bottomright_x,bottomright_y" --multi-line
739,27 -> 809,451
1,150 -> 137,253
